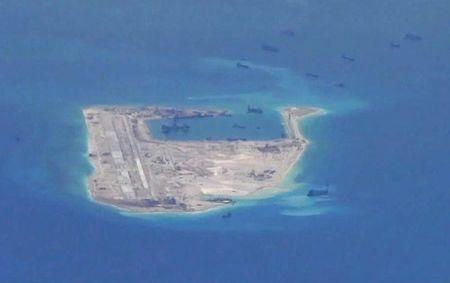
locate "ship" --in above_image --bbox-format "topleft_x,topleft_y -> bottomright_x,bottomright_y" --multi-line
232,123 -> 246,129
161,123 -> 190,134
236,62 -> 250,69
306,72 -> 320,79
307,185 -> 329,197
208,197 -> 234,204
404,33 -> 422,41
247,105 -> 263,114
390,42 -> 401,48
281,29 -> 295,37
261,44 -> 279,53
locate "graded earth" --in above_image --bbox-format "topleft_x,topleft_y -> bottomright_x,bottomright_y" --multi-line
83,106 -> 318,213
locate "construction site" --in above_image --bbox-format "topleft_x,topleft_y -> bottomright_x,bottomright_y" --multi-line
83,106 -> 318,213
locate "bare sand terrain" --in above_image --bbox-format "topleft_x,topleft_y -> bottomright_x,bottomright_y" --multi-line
83,106 -> 319,213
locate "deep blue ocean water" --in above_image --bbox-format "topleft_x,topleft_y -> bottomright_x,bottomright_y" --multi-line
1,1 -> 449,282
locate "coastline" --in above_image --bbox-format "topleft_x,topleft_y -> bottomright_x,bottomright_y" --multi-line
82,105 -> 324,215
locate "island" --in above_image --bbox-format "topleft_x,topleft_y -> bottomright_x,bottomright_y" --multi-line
83,106 -> 319,213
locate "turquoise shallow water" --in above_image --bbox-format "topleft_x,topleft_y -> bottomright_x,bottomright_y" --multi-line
1,1 -> 450,282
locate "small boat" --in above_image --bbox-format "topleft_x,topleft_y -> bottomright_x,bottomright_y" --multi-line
222,212 -> 232,219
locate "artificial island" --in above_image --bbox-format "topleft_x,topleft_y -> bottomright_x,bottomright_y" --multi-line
83,105 -> 319,213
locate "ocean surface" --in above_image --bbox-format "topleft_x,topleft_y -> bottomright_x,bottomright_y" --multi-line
1,1 -> 449,282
